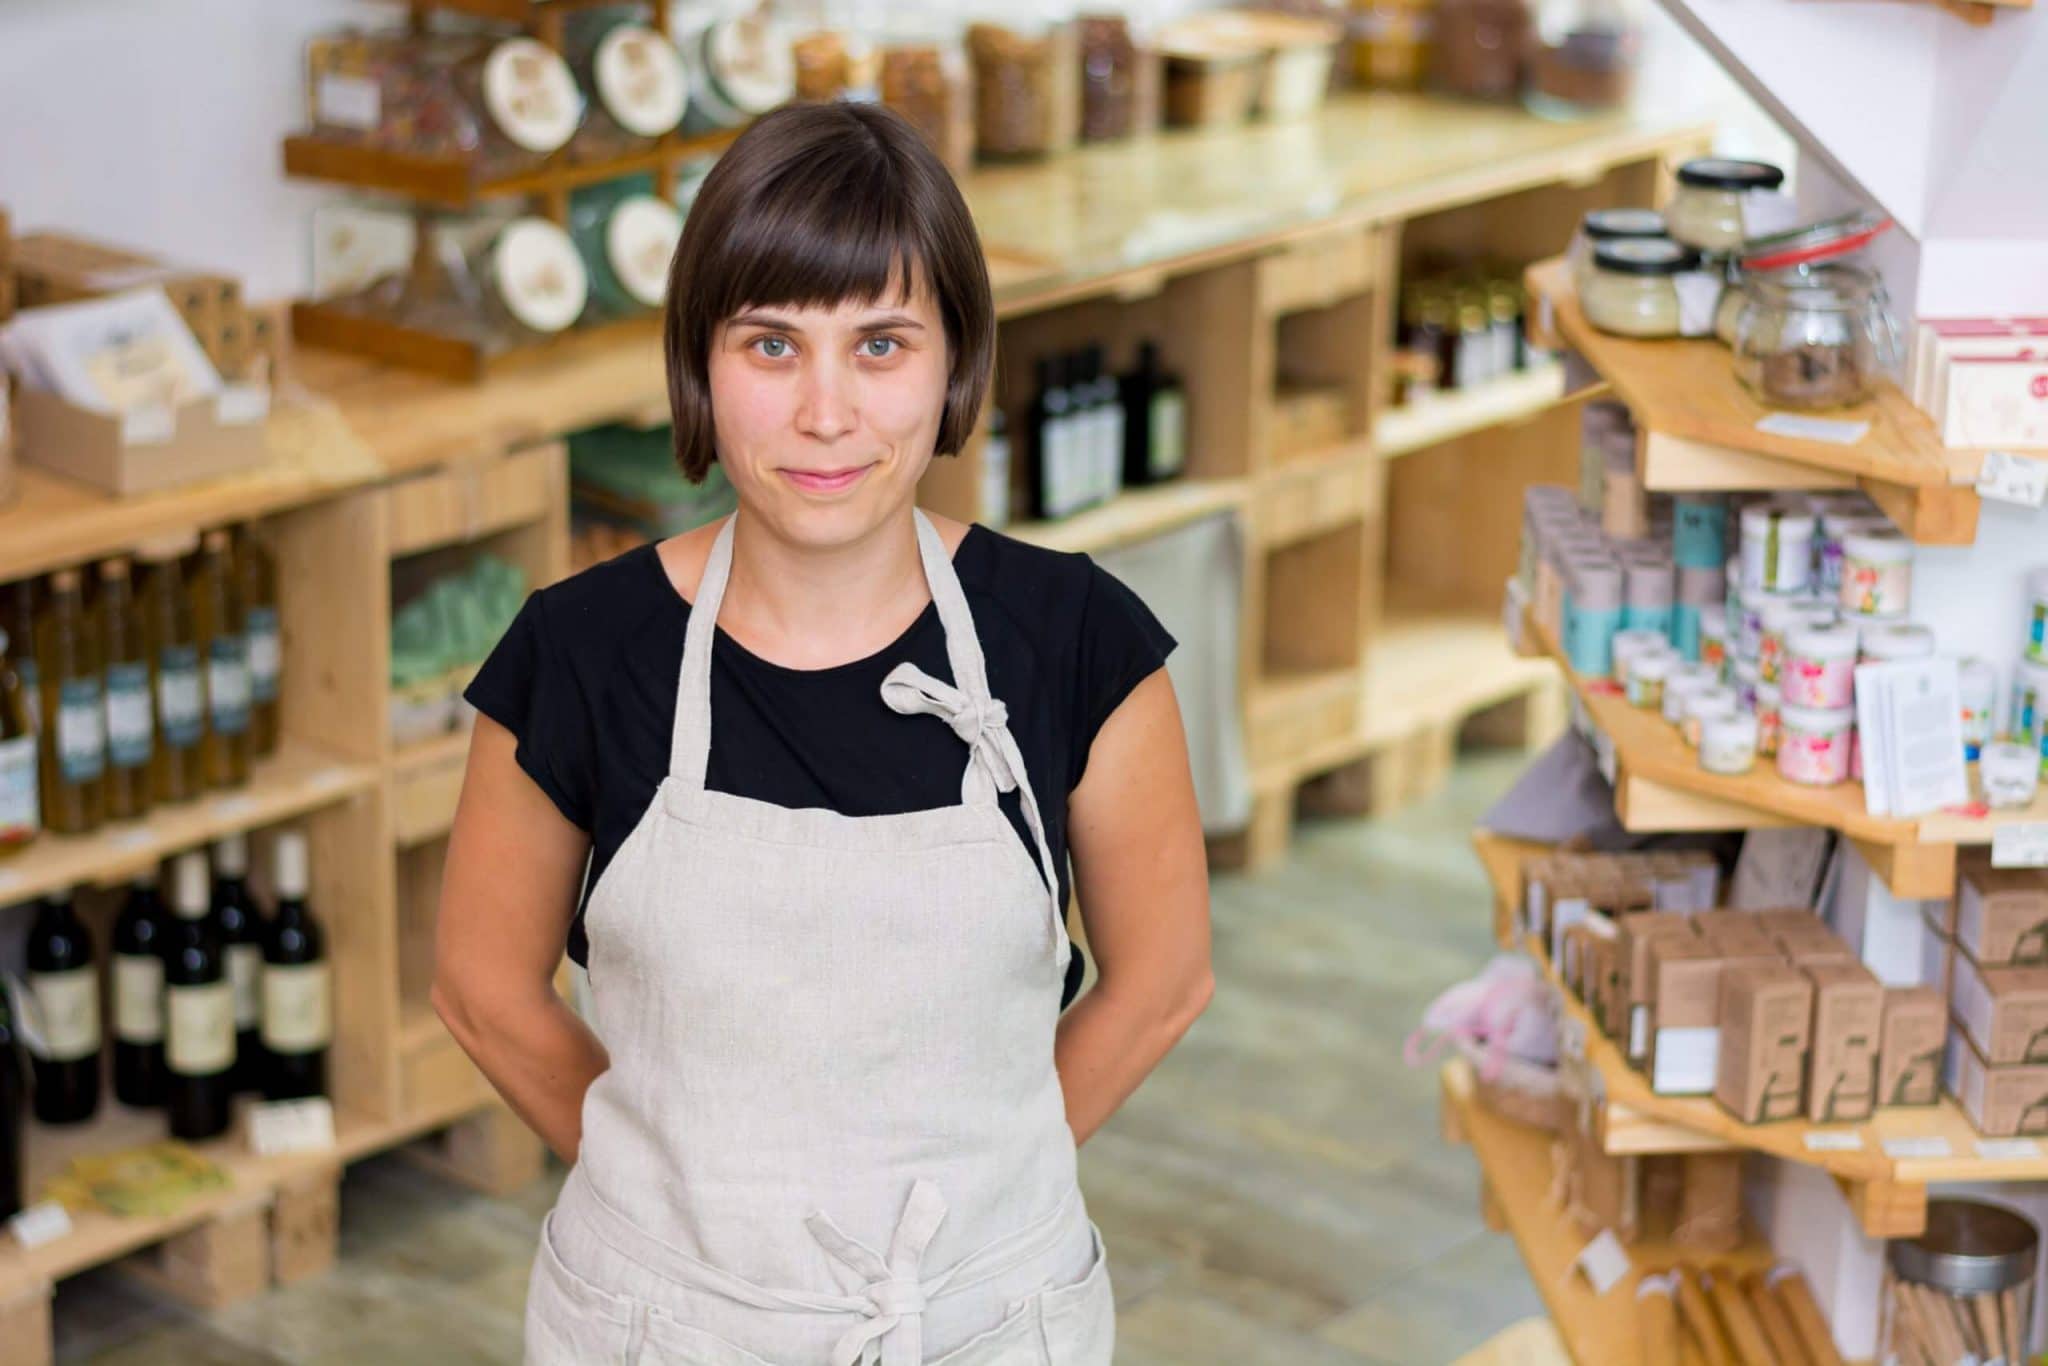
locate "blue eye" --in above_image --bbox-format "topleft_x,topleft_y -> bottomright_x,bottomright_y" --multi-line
862,336 -> 899,358
755,336 -> 790,358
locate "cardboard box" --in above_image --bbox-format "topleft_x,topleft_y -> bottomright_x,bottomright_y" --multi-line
1805,961 -> 1883,1123
1565,1123 -> 1640,1242
1618,911 -> 1699,1065
13,231 -> 239,365
13,384 -> 268,497
1674,1152 -> 1744,1254
1956,854 -> 2048,967
1715,962 -> 1814,1123
1694,910 -> 1761,936
1779,928 -> 1856,966
1880,987 -> 1946,1108
1920,908 -> 1955,998
1946,1027 -> 2048,1137
1951,945 -> 2048,1065
1650,937 -> 1725,1095
1587,933 -> 1626,1039
1702,922 -> 1781,962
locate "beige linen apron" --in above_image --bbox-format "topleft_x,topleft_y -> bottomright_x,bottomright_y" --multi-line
527,509 -> 1114,1365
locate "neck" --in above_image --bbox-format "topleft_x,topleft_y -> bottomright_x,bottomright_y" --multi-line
718,508 -> 932,671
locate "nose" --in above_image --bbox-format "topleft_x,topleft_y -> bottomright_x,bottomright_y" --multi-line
795,354 -> 857,443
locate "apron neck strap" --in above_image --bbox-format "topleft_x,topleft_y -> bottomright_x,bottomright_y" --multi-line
667,508 -> 996,790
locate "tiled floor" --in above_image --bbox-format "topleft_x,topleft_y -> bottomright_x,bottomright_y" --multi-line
53,752 -> 1546,1364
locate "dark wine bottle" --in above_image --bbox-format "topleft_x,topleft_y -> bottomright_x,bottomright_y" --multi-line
261,829 -> 328,1101
210,833 -> 267,1093
1032,355 -> 1075,522
164,851 -> 234,1140
27,892 -> 100,1125
0,973 -> 23,1220
112,873 -> 169,1107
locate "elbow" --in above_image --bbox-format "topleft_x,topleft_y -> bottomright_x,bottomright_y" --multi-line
1175,968 -> 1215,1034
431,968 -> 480,1048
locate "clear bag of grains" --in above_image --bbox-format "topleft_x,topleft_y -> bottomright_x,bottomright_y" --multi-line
1077,5 -> 1164,141
966,1 -> 1082,159
877,7 -> 976,176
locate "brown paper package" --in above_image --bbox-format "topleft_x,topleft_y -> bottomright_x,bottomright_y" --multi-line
1805,961 -> 1883,1123
1953,949 -> 2048,1065
1948,1025 -> 2048,1137
1716,962 -> 1813,1124
1957,852 -> 2048,966
1879,987 -> 1945,1108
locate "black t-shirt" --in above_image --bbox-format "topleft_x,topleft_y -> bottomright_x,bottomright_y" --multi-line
464,524 -> 1178,1009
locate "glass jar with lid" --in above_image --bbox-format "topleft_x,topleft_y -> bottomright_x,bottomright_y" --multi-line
1569,207 -> 1667,296
1078,1 -> 1164,142
1351,0 -> 1438,91
967,0 -> 1081,158
1665,158 -> 1789,255
367,213 -> 590,350
569,183 -> 683,321
1430,0 -> 1531,102
680,11 -> 798,135
563,14 -> 690,163
876,3 -> 976,174
1732,263 -> 1900,410
1524,0 -> 1637,120
785,0 -> 872,103
305,30 -> 586,178
1712,211 -> 1893,346
1582,239 -> 1699,339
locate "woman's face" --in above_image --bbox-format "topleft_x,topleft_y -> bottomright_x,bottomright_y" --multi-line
709,272 -> 950,548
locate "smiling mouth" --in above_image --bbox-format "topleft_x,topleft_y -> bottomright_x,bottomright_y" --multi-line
780,465 -> 873,494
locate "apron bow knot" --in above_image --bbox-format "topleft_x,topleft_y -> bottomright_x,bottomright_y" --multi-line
880,663 -> 1020,792
808,1179 -> 950,1366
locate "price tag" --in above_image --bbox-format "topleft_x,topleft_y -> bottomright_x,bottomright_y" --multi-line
1975,1138 -> 2043,1160
1573,1230 -> 1631,1296
1994,823 -> 2048,869
1755,413 -> 1871,446
1976,450 -> 2048,509
210,795 -> 258,822
305,766 -> 349,793
247,1097 -> 337,1157
9,1202 -> 74,1249
1803,1130 -> 1866,1153
1882,1136 -> 1954,1160
110,826 -> 158,851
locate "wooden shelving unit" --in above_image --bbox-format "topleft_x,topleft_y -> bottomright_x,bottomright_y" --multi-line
1374,361 -> 1572,461
1528,618 -> 2040,900
280,130 -> 738,214
1439,1057 -> 1779,1366
1523,258 -> 1983,545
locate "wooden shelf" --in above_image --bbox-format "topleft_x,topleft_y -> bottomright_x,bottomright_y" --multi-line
1374,361 -> 1571,460
1440,1057 -> 1776,1366
1004,477 -> 1250,555
1363,611 -> 1558,750
1474,828 -> 2048,1235
281,130 -> 740,213
1524,258 -> 1982,546
0,744 -> 379,907
292,300 -> 663,385
405,0 -> 634,19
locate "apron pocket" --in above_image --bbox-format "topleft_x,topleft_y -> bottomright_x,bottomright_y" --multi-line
928,1297 -> 1050,1366
526,1211 -> 643,1366
637,1308 -> 782,1366
1034,1223 -> 1115,1366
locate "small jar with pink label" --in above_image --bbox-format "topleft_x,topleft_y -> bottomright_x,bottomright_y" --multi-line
1777,705 -> 1855,787
1782,621 -> 1859,709
1838,529 -> 1913,619
1755,680 -> 1784,757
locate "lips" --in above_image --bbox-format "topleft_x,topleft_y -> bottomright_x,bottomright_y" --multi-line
780,465 -> 872,495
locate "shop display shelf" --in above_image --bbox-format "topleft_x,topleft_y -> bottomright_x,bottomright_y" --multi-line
1373,360 -> 1572,461
391,727 -> 474,847
1523,259 -> 1982,546
290,300 -> 665,386
1361,611 -> 1559,753
1251,436 -> 1379,549
1439,1056 -> 1778,1366
1475,829 -> 2048,1237
1006,477 -> 1251,556
403,0 -> 640,21
1531,619 -> 1984,901
0,744 -> 379,909
280,129 -> 738,214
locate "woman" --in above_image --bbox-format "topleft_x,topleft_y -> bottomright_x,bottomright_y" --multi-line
436,101 -> 1213,1365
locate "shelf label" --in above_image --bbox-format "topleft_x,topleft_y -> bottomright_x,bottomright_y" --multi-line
305,766 -> 349,793
215,384 -> 271,428
1976,450 -> 2048,509
1975,1137 -> 2042,1160
9,1201 -> 73,1249
1755,412 -> 1871,446
1574,1230 -> 1631,1296
1882,1136 -> 1954,1160
120,404 -> 176,447
1994,823 -> 2048,869
1803,1130 -> 1865,1152
1594,731 -> 1618,787
248,1097 -> 337,1157
0,868 -> 21,894
210,795 -> 258,822
110,826 -> 157,851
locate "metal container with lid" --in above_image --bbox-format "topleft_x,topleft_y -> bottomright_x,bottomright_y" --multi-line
1883,1199 -> 2038,1366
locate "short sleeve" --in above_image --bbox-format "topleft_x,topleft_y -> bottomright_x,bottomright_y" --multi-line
463,592 -> 596,832
1067,562 -> 1178,788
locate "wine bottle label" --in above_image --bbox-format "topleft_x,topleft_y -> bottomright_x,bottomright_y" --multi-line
246,607 -> 281,704
56,678 -> 107,783
31,966 -> 101,1061
105,661 -> 154,769
167,981 -> 234,1075
157,644 -> 204,749
981,431 -> 1011,529
115,952 -> 166,1043
261,962 -> 332,1053
0,733 -> 37,843
1149,391 -> 1187,481
207,639 -> 252,736
227,942 -> 263,1028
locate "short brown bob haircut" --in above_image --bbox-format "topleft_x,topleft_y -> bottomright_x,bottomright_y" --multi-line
662,101 -> 995,484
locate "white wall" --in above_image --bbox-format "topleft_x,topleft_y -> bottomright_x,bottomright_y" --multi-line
0,0 -> 1770,303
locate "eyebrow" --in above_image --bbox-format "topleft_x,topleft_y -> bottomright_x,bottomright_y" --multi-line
728,310 -> 927,334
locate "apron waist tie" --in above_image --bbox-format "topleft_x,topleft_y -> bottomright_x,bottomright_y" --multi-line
563,1166 -> 1081,1365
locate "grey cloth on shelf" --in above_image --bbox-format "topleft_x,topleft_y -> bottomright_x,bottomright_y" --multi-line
1481,733 -> 1627,847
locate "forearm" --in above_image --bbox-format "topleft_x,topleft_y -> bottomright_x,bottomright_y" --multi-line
434,978 -> 610,1165
1054,973 -> 1208,1146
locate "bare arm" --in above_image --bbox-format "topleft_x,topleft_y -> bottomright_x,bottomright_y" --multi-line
1054,668 -> 1214,1145
434,716 -> 609,1163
